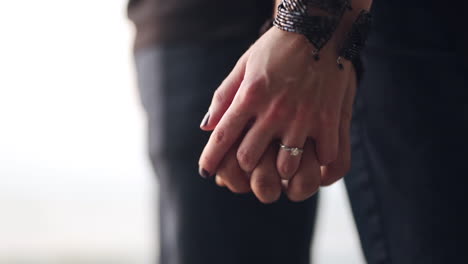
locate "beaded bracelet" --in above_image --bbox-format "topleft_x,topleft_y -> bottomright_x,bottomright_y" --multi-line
260,19 -> 370,83
337,10 -> 372,71
262,1 -> 371,83
273,0 -> 351,60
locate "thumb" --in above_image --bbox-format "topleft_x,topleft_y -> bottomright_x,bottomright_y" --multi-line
200,49 -> 250,131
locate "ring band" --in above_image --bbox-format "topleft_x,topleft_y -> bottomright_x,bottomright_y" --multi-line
279,143 -> 304,156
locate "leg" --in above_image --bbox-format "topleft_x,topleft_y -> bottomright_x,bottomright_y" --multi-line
346,45 -> 468,264
134,37 -> 318,264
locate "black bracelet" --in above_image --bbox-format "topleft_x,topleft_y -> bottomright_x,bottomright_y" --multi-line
273,0 -> 351,60
337,10 -> 372,71
259,18 -> 365,84
263,1 -> 371,83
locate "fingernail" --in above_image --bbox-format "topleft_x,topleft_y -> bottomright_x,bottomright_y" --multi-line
199,167 -> 211,179
200,112 -> 210,128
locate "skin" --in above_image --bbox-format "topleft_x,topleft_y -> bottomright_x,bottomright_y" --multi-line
200,0 -> 371,203
213,65 -> 357,203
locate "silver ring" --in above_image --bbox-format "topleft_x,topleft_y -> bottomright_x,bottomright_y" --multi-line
279,143 -> 304,156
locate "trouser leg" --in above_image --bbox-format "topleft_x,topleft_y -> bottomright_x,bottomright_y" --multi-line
346,46 -> 468,264
134,37 -> 319,264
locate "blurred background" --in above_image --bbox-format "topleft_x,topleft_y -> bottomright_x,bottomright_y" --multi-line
0,1 -> 365,263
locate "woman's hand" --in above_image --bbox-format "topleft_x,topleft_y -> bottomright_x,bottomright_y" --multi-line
213,72 -> 356,203
215,138 -> 323,203
199,26 -> 356,189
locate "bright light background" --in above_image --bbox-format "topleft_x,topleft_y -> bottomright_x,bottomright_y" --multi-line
0,1 -> 365,263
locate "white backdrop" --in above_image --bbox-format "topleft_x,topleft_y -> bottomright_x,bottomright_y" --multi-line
0,1 -> 365,263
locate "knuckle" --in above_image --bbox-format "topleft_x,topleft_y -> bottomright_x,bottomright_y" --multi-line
237,148 -> 254,171
213,88 -> 226,104
239,77 -> 268,106
212,128 -> 226,145
253,177 -> 273,193
252,176 -> 280,203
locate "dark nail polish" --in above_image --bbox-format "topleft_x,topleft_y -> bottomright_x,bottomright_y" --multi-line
200,112 -> 210,128
199,167 -> 211,179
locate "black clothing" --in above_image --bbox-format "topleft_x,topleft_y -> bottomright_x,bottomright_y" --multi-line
127,0 -> 272,49
134,36 -> 318,264
130,1 -> 468,263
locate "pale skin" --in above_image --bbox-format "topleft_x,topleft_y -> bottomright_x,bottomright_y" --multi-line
200,0 -> 372,203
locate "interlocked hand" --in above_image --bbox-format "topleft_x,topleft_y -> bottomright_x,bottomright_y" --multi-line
199,27 -> 357,202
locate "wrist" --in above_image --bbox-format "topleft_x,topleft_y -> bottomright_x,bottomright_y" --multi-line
273,0 -> 352,57
269,0 -> 371,72
332,2 -> 371,50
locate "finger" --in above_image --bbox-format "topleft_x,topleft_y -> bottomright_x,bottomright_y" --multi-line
236,119 -> 276,173
200,49 -> 250,131
215,143 -> 251,193
315,115 -> 339,165
315,71 -> 350,165
276,128 -> 308,180
321,71 -> 357,186
215,176 -> 226,187
250,144 -> 282,204
198,102 -> 251,178
286,139 -> 321,202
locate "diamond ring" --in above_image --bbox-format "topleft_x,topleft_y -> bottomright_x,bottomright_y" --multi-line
279,143 -> 304,156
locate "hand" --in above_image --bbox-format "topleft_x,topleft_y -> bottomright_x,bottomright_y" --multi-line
199,26 -> 356,190
214,72 -> 356,202
215,138 -> 321,203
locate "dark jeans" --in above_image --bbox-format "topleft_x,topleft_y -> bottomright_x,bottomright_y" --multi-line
135,36 -> 318,264
134,37 -> 468,264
